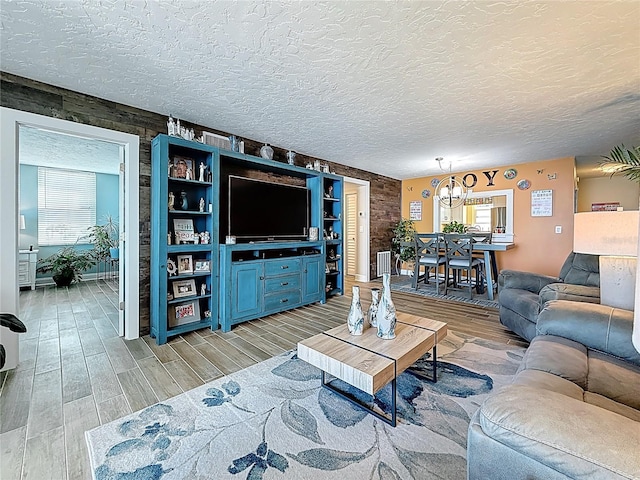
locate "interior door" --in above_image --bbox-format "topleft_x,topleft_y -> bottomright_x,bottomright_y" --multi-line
346,193 -> 357,276
118,157 -> 126,335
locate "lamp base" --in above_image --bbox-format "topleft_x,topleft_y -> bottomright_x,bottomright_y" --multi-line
600,256 -> 636,311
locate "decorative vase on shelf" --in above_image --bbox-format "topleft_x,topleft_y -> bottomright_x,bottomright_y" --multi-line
347,286 -> 365,335
260,144 -> 274,160
376,273 -> 396,339
180,191 -> 189,210
368,288 -> 380,328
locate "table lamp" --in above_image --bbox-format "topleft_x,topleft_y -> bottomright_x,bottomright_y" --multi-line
573,211 -> 638,312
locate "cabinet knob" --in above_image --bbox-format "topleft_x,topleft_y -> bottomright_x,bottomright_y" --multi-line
280,298 -> 289,303
281,265 -> 289,269
281,282 -> 289,286
259,276 -> 265,280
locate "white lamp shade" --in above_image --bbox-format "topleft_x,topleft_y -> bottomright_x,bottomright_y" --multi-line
573,211 -> 639,256
452,185 -> 462,198
440,185 -> 450,198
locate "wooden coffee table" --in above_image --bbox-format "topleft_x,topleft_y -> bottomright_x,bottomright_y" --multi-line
297,312 -> 447,426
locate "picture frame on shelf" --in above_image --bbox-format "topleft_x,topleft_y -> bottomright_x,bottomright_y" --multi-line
172,279 -> 196,298
173,218 -> 195,244
195,259 -> 210,272
171,156 -> 194,179
177,254 -> 193,275
169,300 -> 201,327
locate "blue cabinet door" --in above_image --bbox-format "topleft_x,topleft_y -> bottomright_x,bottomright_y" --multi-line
230,262 -> 263,321
302,255 -> 323,304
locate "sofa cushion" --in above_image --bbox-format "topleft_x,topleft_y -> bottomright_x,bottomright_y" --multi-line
517,336 -> 588,389
587,350 -> 640,410
584,392 -> 640,423
512,369 -> 584,400
478,384 -> 640,479
539,283 -> 600,304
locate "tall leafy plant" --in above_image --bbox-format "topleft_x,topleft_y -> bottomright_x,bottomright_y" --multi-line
88,214 -> 119,262
599,145 -> 640,182
391,218 -> 417,263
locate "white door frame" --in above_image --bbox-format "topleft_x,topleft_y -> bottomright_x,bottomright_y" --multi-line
343,176 -> 370,282
1,108 -> 140,355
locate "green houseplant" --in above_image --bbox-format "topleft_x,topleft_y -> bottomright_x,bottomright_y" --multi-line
89,214 -> 119,261
599,144 -> 640,182
442,220 -> 467,233
37,246 -> 96,287
391,218 -> 417,270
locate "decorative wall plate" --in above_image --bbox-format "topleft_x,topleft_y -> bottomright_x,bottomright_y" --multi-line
517,179 -> 531,190
504,168 -> 517,180
431,178 -> 440,188
421,189 -> 431,198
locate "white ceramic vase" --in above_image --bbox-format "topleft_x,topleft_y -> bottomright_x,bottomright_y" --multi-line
376,273 -> 396,339
368,288 -> 380,327
347,286 -> 365,335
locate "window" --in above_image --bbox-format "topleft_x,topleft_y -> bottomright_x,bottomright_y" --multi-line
38,167 -> 96,246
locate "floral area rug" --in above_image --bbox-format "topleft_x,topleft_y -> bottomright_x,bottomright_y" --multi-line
390,275 -> 500,309
85,331 -> 524,480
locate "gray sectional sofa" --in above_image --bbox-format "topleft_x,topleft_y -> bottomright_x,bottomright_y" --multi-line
468,300 -> 640,480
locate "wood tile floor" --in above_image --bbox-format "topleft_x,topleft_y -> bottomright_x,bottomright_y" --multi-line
0,276 -> 526,480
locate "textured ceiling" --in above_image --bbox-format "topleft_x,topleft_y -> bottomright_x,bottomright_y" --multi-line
1,1 -> 639,180
19,126 -> 121,175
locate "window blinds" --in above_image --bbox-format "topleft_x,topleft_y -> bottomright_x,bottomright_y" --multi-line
38,167 -> 96,246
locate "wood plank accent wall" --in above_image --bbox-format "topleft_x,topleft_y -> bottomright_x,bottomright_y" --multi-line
1,72 -> 401,334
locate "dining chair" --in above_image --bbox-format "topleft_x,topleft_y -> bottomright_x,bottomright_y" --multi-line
470,232 -> 492,294
412,233 -> 446,293
443,233 -> 485,299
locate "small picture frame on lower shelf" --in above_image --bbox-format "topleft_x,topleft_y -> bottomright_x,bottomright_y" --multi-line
169,301 -> 201,327
172,279 -> 196,299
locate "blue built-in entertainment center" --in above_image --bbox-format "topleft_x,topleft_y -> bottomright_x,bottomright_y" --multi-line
150,134 -> 343,344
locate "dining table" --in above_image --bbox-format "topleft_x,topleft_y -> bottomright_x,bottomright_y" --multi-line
472,242 -> 516,300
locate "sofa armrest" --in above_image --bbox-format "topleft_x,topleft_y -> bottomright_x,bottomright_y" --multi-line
537,300 -> 640,366
498,270 -> 559,294
477,384 -> 640,479
539,283 -> 600,304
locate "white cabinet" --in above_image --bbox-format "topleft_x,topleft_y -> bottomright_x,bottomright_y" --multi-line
18,249 -> 38,290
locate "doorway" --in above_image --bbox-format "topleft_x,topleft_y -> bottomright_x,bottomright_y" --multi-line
343,177 -> 370,282
1,107 -> 140,370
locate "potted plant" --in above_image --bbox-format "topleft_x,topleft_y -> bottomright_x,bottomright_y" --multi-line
37,246 -> 96,287
599,144 -> 640,182
89,214 -> 119,261
443,220 -> 467,233
392,218 -> 417,274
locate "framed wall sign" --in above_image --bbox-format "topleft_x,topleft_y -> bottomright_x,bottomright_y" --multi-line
531,189 -> 553,217
409,200 -> 422,221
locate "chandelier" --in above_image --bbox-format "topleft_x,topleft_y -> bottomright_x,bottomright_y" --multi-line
435,157 -> 467,209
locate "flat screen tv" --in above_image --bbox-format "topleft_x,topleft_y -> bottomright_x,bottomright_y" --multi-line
228,175 -> 309,241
